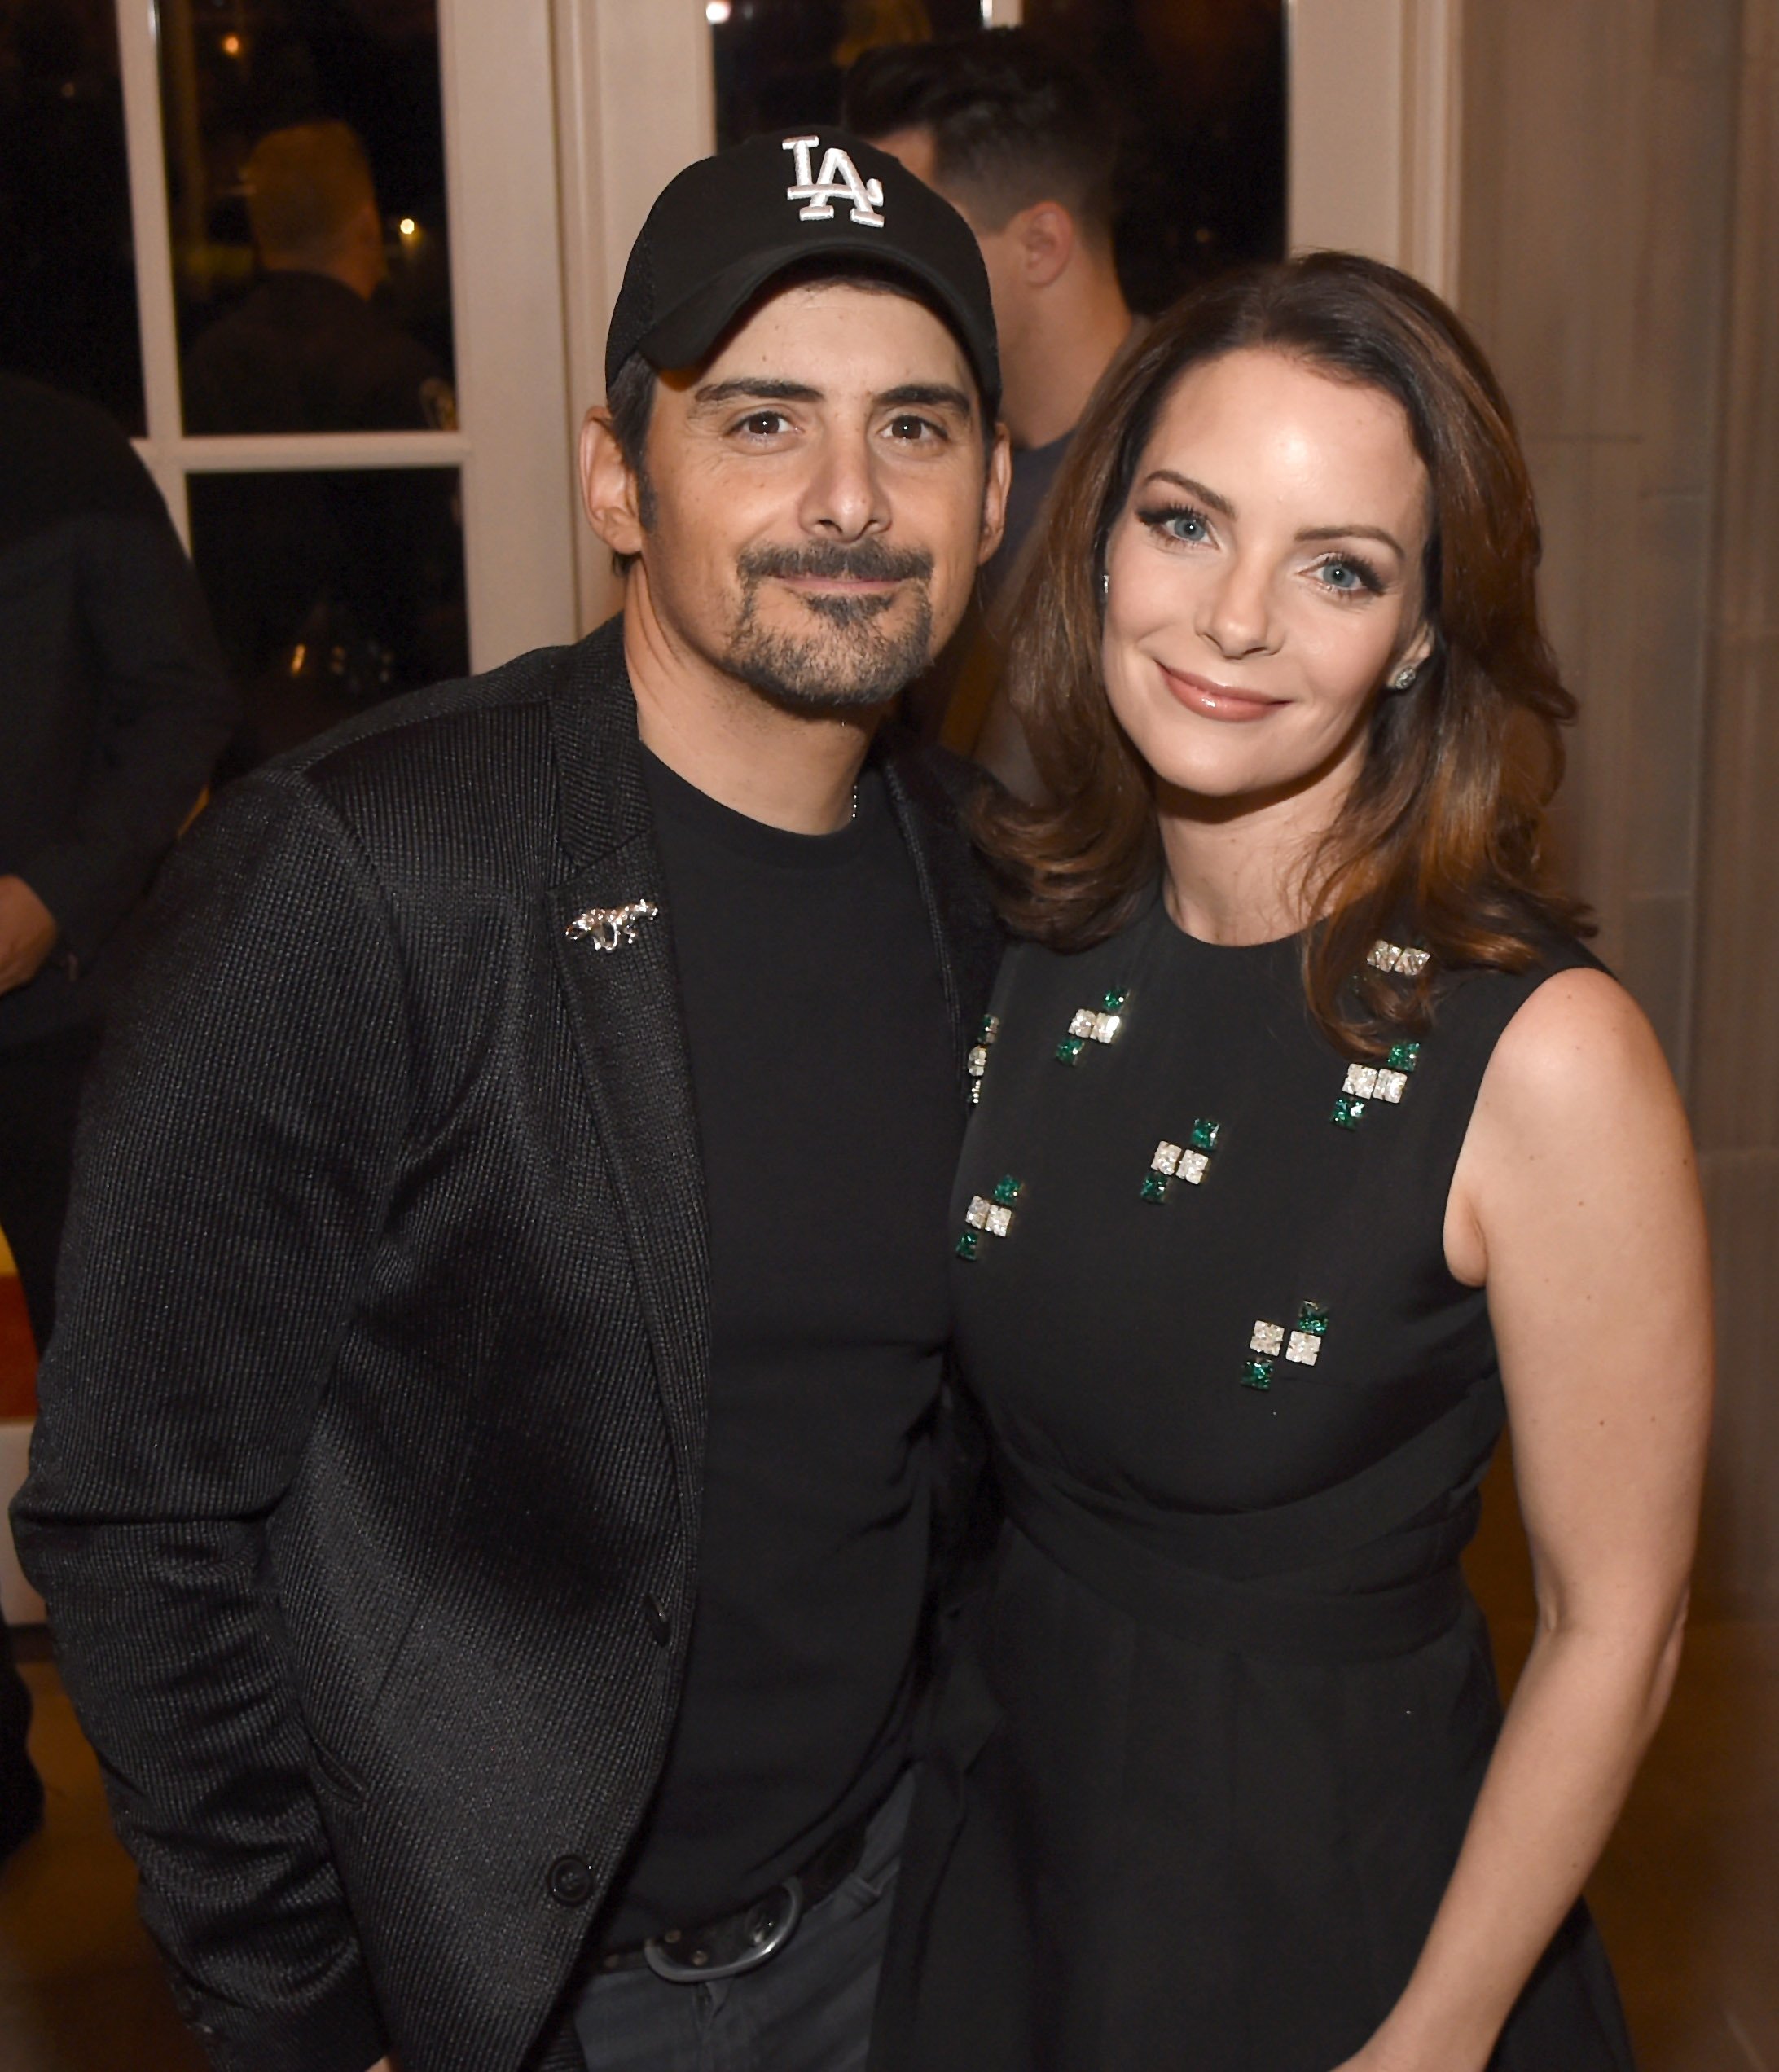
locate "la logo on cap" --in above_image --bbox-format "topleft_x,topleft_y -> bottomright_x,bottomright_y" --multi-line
783,136 -> 885,228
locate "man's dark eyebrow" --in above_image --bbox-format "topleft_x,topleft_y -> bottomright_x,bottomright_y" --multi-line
1140,469 -> 1406,556
691,378 -> 977,419
877,383 -> 975,416
692,377 -> 824,407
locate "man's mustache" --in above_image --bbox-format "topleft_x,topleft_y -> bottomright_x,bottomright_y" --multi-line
736,541 -> 935,586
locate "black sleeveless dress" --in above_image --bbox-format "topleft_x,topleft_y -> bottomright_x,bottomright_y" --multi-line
872,891 -> 1635,2072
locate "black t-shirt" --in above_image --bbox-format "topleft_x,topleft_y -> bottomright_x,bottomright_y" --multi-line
601,748 -> 962,1942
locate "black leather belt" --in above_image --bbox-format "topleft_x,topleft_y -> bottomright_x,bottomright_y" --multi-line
597,1811 -> 872,1984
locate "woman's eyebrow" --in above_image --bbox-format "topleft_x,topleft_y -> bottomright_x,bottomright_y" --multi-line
1296,521 -> 1407,555
1140,468 -> 1233,516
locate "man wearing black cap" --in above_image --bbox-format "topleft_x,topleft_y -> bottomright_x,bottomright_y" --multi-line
15,134 -> 1007,2072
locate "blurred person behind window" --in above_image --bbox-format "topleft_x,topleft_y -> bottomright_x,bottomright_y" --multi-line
182,120 -> 463,775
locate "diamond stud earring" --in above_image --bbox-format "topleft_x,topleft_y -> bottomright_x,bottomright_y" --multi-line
1391,664 -> 1421,691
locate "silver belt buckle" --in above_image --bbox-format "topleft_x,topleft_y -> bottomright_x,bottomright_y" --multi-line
643,1874 -> 805,1983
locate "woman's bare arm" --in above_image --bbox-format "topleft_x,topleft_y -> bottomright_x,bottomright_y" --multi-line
1335,968 -> 1713,2072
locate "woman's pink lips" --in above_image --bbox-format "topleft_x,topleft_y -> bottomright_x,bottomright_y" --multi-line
1158,665 -> 1285,722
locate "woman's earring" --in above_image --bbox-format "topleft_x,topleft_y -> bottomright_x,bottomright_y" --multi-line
1099,569 -> 1109,602
1391,664 -> 1420,691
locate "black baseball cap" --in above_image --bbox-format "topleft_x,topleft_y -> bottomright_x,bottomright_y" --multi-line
605,130 -> 1001,417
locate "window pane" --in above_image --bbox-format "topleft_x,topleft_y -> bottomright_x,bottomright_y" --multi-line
712,0 -> 986,151
188,464 -> 467,775
716,4 -> 1285,314
160,0 -> 456,437
0,0 -> 145,432
1026,0 -> 1285,309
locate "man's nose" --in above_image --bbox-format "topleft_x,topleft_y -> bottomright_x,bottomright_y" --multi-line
798,428 -> 890,541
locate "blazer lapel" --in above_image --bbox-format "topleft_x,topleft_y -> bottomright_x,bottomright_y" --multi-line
546,621 -> 706,1538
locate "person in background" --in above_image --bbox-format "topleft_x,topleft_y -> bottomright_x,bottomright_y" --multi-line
846,28 -> 1135,790
183,117 -> 453,439
182,119 -> 463,772
0,368 -> 234,1867
16,133 -> 1008,2072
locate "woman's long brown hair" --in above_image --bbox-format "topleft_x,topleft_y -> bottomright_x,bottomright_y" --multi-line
979,252 -> 1590,1054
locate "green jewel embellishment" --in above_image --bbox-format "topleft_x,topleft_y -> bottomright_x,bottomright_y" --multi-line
968,1014 -> 1002,1106
1143,1119 -> 1221,1201
1337,1036 -> 1421,1123
958,1174 -> 1023,1253
1246,1302 -> 1331,1381
1056,986 -> 1129,1065
1288,1301 -> 1329,1365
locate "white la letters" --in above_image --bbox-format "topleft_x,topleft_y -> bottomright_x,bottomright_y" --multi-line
782,135 -> 886,228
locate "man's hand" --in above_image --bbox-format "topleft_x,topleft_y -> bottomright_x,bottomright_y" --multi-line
0,876 -> 58,994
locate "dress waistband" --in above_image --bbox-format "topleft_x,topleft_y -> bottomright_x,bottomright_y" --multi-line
998,1376 -> 1504,1664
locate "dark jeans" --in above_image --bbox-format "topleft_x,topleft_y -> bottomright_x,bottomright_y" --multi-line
573,1772 -> 910,2072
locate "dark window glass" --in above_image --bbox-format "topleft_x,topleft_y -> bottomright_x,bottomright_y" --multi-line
161,0 -> 456,436
1026,0 -> 1285,309
0,0 -> 146,432
714,1 -> 1285,314
711,0 -> 986,151
188,463 -> 466,775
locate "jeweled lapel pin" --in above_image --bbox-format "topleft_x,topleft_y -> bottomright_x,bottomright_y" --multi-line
565,899 -> 660,951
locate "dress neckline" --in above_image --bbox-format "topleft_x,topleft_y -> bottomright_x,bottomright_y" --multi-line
1141,881 -> 1307,963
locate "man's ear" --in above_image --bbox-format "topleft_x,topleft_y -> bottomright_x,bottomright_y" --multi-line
1013,200 -> 1076,289
978,421 -> 1013,566
579,407 -> 645,558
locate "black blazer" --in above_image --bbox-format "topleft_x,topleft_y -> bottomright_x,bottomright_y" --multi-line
14,619 -> 1002,2072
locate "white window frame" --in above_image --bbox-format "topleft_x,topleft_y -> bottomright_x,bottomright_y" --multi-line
114,0 -> 580,672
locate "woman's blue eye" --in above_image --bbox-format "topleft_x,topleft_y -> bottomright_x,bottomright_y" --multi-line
1316,555 -> 1380,595
1168,511 -> 1209,542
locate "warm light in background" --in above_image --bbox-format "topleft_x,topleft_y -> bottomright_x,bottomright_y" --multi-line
398,217 -> 418,238
706,2 -> 731,23
221,32 -> 242,55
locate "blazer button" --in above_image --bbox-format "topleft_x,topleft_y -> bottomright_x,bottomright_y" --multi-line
644,1594 -> 672,1647
547,1855 -> 596,1907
